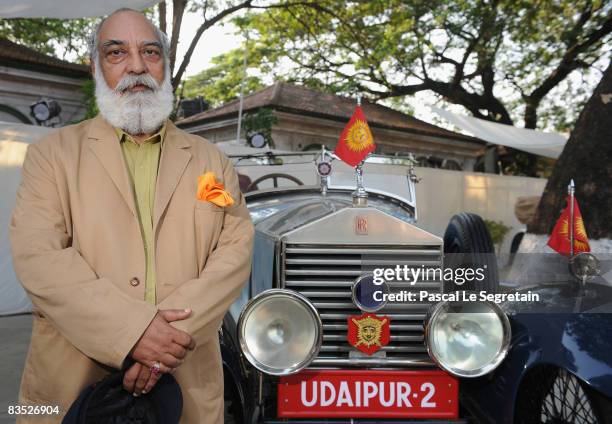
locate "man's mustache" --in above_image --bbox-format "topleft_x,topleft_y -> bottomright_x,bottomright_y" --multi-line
115,74 -> 158,93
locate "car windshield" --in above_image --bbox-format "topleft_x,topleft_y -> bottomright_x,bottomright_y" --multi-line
497,252 -> 612,313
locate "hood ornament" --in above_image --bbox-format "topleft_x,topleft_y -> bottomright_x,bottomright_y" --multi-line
316,147 -> 333,196
352,160 -> 368,207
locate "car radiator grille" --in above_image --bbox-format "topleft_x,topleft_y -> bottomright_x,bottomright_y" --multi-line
282,243 -> 444,368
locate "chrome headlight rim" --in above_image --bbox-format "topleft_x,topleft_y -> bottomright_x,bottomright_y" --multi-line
425,300 -> 511,378
237,288 -> 323,376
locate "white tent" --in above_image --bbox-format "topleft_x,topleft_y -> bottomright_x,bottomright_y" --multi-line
0,122 -> 52,315
0,0 -> 159,18
431,106 -> 567,159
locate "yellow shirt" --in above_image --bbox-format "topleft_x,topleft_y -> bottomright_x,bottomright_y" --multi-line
116,124 -> 166,304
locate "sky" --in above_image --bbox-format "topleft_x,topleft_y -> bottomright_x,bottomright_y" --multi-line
174,10 -> 242,78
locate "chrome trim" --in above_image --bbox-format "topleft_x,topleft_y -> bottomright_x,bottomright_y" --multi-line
312,357 -> 435,367
425,301 -> 512,378
283,243 -> 444,367
245,185 -> 416,210
285,247 -> 440,256
237,289 -> 323,376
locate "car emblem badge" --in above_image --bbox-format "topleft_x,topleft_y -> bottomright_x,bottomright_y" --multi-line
347,313 -> 390,355
355,215 -> 368,235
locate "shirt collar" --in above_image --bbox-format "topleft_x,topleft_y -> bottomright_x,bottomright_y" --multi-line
114,122 -> 167,146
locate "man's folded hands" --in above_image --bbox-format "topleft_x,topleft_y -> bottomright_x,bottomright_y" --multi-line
125,309 -> 195,394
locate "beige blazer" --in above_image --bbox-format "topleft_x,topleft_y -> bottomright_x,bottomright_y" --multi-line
9,115 -> 254,423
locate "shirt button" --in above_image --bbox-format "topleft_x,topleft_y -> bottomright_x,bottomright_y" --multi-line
130,277 -> 140,287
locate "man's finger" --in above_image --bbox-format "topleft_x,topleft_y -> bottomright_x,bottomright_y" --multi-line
171,330 -> 193,349
167,343 -> 187,361
160,308 -> 192,322
142,370 -> 162,395
123,363 -> 141,392
160,353 -> 182,369
133,366 -> 150,396
143,359 -> 174,373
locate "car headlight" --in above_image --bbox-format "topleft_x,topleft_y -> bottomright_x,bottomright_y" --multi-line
425,301 -> 511,378
238,289 -> 322,375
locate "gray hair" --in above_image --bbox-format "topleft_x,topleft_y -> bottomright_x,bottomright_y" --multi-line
88,7 -> 170,64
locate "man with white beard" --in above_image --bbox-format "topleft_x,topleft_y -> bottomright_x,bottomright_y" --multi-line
9,8 -> 254,423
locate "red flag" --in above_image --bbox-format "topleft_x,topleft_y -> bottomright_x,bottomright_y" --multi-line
547,196 -> 590,256
334,106 -> 376,167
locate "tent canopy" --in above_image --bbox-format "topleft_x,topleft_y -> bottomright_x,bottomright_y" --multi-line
431,106 -> 567,159
0,0 -> 159,18
0,121 -> 53,315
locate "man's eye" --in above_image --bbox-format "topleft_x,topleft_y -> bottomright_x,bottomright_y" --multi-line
144,49 -> 160,56
109,50 -> 124,56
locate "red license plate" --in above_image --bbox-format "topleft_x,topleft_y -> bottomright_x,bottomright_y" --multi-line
278,370 -> 458,419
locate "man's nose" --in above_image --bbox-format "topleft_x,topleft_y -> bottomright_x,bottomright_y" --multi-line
126,50 -> 147,74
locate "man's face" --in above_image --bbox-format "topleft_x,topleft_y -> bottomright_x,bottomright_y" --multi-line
95,11 -> 165,91
92,10 -> 173,136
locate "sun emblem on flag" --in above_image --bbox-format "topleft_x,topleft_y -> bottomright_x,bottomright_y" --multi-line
345,119 -> 374,152
347,313 -> 390,355
559,217 -> 589,250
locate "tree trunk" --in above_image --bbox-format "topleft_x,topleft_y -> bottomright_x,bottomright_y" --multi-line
158,1 -> 167,34
528,61 -> 612,239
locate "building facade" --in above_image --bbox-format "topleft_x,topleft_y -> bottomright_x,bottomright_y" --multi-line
177,82 -> 486,171
0,38 -> 89,126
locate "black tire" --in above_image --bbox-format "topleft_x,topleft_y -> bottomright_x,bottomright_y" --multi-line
223,369 -> 243,424
443,212 -> 499,293
515,366 -> 612,424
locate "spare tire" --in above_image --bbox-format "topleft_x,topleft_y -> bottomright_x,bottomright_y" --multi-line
443,212 -> 499,293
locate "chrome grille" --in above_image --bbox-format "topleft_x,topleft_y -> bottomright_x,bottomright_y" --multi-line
282,244 -> 443,367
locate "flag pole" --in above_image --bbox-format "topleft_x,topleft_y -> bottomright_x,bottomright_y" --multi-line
569,179 -> 575,257
352,94 -> 368,207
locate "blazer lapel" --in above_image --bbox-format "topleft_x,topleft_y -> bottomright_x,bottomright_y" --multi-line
154,121 -> 192,232
87,115 -> 137,218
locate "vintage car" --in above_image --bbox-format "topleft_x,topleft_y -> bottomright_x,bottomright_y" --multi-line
217,157 -> 612,423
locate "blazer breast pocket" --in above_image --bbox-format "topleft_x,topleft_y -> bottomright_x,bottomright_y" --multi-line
195,200 -> 224,212
194,201 -> 225,267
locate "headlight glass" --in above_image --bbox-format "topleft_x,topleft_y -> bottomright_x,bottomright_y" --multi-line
426,301 -> 510,378
238,289 -> 322,375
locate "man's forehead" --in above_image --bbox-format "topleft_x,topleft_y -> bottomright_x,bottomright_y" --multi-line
99,11 -> 158,46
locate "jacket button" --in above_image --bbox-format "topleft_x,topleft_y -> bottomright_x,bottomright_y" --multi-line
130,277 -> 140,287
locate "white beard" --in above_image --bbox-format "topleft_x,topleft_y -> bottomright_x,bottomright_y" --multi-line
94,61 -> 174,135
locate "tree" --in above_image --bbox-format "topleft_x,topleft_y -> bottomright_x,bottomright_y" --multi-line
528,60 -> 612,239
0,1 -> 316,91
236,0 -> 611,131
181,46 -> 266,106
0,18 -> 94,61
158,0 -> 322,91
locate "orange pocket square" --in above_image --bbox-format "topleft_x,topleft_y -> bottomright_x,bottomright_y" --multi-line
196,172 -> 234,207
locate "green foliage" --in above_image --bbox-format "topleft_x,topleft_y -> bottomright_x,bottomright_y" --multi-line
216,0 -> 611,133
0,18 -> 95,61
243,107 -> 278,147
181,47 -> 266,107
81,78 -> 98,120
484,219 -> 512,252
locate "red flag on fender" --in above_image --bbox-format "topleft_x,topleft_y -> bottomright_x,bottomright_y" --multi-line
547,195 -> 590,256
334,106 -> 376,167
